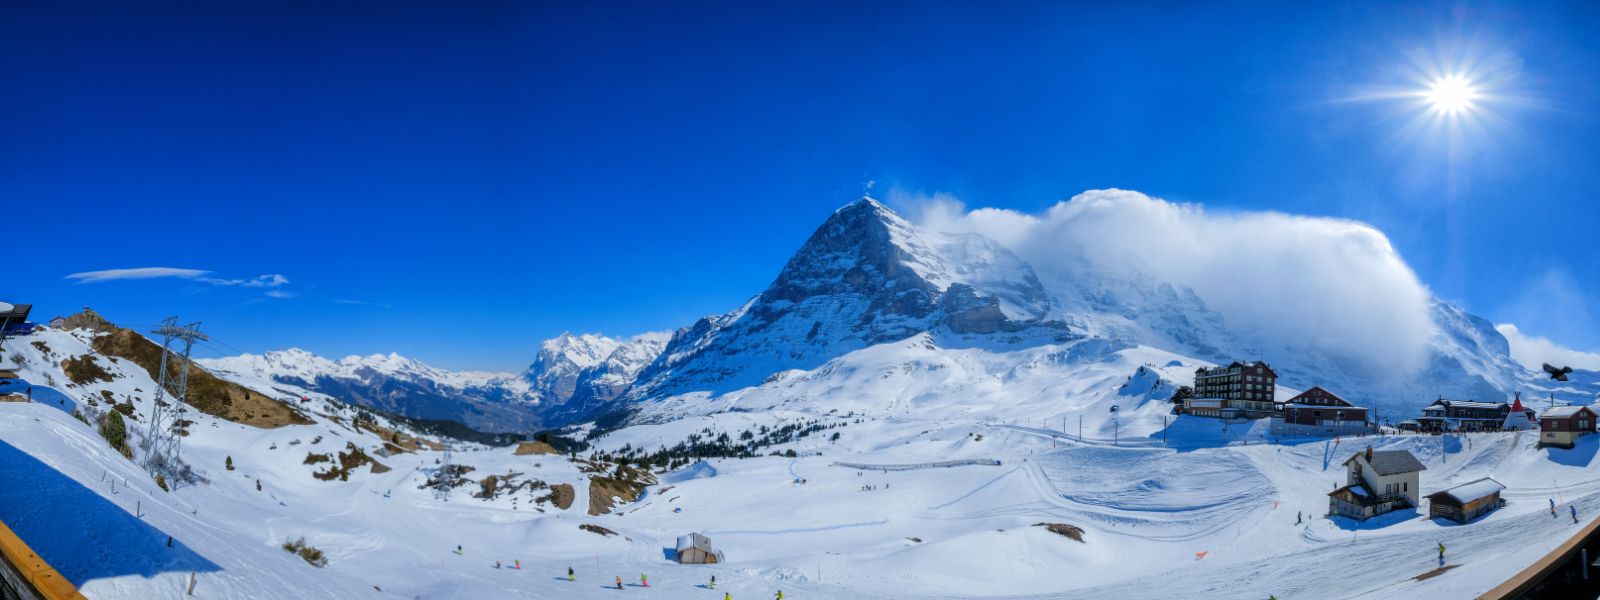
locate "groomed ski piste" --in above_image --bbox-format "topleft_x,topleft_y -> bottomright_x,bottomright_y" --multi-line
3,327 -> 1599,599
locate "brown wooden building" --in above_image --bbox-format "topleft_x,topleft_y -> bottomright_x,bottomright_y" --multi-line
674,533 -> 724,564
1272,386 -> 1369,436
1540,406 -> 1598,449
1427,477 -> 1505,524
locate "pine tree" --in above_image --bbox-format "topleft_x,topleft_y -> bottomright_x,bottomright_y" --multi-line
99,409 -> 127,453
226,455 -> 235,471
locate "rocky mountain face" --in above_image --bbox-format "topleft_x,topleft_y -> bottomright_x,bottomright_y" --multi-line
529,332 -> 670,423
196,196 -> 1583,432
623,197 -> 1067,402
607,196 -> 1572,425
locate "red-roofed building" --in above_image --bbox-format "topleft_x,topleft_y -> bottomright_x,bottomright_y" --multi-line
1270,386 -> 1370,437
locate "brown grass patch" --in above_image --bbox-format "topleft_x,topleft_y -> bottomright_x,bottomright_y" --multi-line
585,461 -> 657,516
282,537 -> 328,568
578,524 -> 617,537
62,355 -> 115,385
513,440 -> 559,456
311,443 -> 387,481
88,323 -> 311,428
1034,523 -> 1086,543
546,483 -> 575,510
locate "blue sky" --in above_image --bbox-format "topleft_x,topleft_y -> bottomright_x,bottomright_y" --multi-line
3,1 -> 1598,372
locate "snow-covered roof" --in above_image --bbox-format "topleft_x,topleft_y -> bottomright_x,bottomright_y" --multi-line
676,532 -> 713,553
1429,400 -> 1505,410
1428,477 -> 1505,505
1542,406 -> 1594,419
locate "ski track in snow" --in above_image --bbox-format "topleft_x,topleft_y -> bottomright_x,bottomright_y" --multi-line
5,327 -> 1600,599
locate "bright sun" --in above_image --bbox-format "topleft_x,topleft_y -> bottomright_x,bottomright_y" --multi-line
1425,75 -> 1479,114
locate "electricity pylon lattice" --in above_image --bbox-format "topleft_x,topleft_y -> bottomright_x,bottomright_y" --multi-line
435,442 -> 453,501
143,317 -> 206,480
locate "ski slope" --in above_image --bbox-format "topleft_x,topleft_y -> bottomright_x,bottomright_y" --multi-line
5,391 -> 1600,599
4,327 -> 1600,599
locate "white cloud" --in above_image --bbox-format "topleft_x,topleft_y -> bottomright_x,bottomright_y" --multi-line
905,188 -> 1437,377
66,268 -> 289,288
200,273 -> 290,288
263,290 -> 297,299
1496,323 -> 1600,372
66,267 -> 210,283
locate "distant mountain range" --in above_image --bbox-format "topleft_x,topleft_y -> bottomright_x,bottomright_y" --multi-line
196,196 -> 1596,432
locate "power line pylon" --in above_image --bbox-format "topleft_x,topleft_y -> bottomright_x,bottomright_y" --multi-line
144,317 -> 207,480
435,441 -> 453,501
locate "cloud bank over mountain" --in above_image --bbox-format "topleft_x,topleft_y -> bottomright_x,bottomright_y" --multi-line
1497,323 -> 1600,372
906,188 -> 1436,378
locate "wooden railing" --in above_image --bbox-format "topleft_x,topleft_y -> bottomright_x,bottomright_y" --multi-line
1478,514 -> 1600,599
0,517 -> 84,600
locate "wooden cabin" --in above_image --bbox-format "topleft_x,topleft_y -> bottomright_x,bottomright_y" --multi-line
1427,477 -> 1505,524
674,533 -> 724,564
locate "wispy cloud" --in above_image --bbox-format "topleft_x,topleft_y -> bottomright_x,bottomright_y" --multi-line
66,267 -> 289,288
263,290 -> 297,299
332,299 -> 392,308
1497,323 -> 1600,372
65,267 -> 211,283
201,274 -> 289,288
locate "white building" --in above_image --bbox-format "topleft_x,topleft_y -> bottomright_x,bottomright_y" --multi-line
1328,447 -> 1426,521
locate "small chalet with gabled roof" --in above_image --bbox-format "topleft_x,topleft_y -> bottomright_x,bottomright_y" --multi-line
1328,447 -> 1426,521
1427,477 -> 1505,524
1540,405 -> 1597,449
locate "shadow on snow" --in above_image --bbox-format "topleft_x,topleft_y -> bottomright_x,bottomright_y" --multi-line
1544,434 -> 1600,467
0,438 -> 220,586
0,379 -> 77,416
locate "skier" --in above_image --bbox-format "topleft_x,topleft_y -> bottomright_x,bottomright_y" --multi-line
641,573 -> 649,587
775,591 -> 784,600
711,575 -> 716,589
1573,505 -> 1581,524
514,560 -> 521,570
568,566 -> 574,581
494,560 -> 501,569
1296,511 -> 1302,525
1437,542 -> 1446,563
1550,498 -> 1557,515
615,576 -> 623,589
455,545 -> 463,555
725,594 -> 731,600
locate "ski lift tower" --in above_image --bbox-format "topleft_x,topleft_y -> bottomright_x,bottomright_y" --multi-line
144,317 -> 207,480
434,441 -> 453,501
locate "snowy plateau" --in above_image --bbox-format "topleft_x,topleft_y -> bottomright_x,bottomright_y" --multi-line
3,193 -> 1599,600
